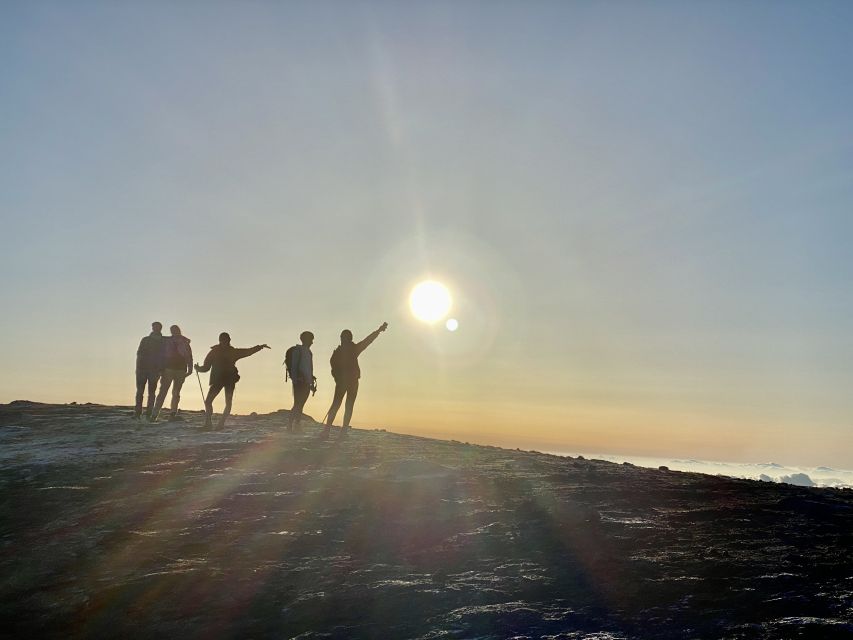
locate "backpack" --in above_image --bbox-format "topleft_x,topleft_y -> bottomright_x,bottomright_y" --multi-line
283,345 -> 299,381
164,336 -> 187,370
138,334 -> 165,372
329,346 -> 340,381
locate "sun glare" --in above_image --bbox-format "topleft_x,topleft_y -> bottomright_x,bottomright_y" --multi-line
409,280 -> 452,323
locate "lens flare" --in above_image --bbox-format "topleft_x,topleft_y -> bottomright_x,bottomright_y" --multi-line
446,318 -> 459,331
409,281 -> 452,323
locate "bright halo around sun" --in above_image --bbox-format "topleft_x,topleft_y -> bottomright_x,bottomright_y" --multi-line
409,280 -> 452,323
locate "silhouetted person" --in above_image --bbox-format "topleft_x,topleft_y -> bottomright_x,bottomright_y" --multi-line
135,321 -> 165,421
321,322 -> 388,440
152,325 -> 193,422
286,331 -> 316,433
194,332 -> 269,430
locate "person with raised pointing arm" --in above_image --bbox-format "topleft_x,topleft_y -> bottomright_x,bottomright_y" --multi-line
321,322 -> 388,441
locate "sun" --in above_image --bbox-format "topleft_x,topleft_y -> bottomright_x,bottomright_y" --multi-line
409,280 -> 452,323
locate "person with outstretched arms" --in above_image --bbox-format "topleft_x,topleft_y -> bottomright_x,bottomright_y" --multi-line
194,332 -> 269,430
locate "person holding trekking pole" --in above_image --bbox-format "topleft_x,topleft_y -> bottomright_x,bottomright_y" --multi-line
320,322 -> 388,441
283,331 -> 316,434
194,332 -> 269,430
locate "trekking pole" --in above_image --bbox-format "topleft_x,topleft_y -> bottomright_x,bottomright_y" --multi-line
195,366 -> 206,406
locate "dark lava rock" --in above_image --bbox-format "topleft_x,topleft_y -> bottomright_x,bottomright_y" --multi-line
0,403 -> 849,640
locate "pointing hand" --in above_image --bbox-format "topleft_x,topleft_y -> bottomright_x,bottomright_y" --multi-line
379,322 -> 388,332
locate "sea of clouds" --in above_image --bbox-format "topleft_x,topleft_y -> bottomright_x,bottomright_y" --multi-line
548,452 -> 853,489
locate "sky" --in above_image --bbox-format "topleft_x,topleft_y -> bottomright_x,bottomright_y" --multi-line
1,1 -> 852,468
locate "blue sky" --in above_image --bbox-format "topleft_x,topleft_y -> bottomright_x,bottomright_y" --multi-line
1,1 -> 852,467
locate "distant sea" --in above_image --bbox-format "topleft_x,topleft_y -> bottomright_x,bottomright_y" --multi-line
546,451 -> 853,489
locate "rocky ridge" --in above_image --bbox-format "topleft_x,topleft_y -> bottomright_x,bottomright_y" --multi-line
0,402 -> 850,639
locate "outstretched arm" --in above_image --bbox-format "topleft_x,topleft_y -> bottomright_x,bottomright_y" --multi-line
355,322 -> 388,355
235,344 -> 270,361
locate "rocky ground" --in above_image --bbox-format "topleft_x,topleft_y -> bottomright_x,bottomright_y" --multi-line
0,401 -> 851,639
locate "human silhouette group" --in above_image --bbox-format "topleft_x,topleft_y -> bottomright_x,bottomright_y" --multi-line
135,321 -> 388,438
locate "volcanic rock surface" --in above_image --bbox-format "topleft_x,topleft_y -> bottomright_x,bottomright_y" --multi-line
0,401 -> 851,639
